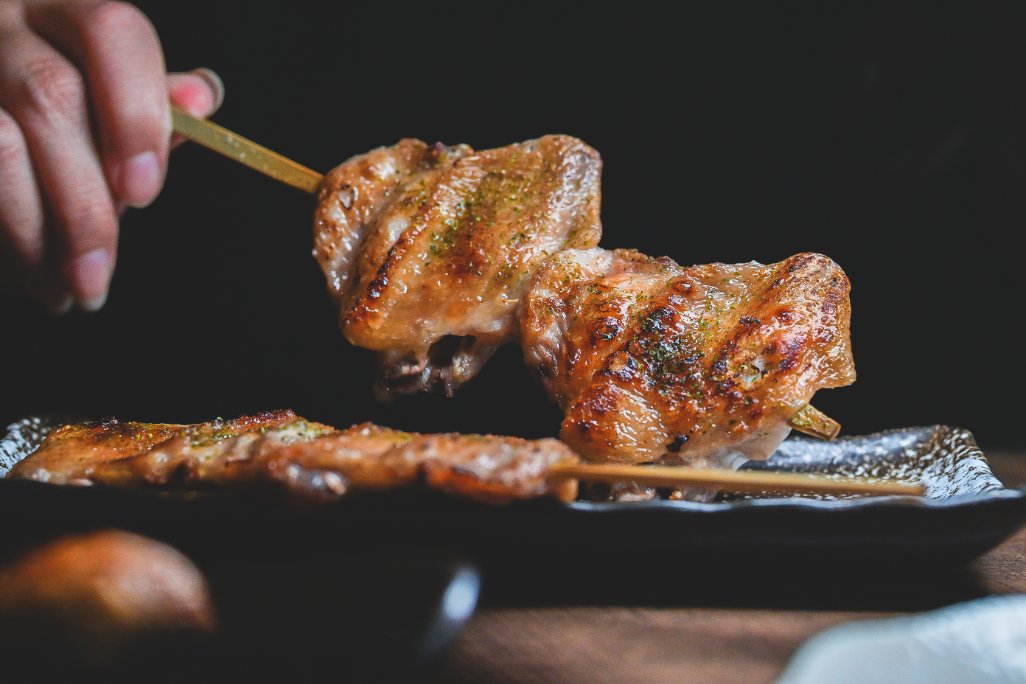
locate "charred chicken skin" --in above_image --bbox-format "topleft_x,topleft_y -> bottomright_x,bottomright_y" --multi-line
314,136 -> 601,398
521,249 -> 855,466
314,136 -> 856,470
7,410 -> 579,504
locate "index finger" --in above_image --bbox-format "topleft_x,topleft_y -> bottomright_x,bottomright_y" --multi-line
28,0 -> 170,209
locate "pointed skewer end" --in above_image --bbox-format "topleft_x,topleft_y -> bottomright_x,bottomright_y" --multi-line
788,404 -> 841,441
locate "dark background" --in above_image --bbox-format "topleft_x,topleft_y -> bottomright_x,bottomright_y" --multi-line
2,3 -> 1024,448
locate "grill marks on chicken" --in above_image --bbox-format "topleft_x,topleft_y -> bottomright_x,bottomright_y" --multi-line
314,136 -> 602,398
6,410 -> 297,485
521,249 -> 855,467
8,412 -> 579,504
312,135 -> 856,470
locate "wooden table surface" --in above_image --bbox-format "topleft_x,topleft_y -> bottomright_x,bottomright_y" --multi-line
434,452 -> 1026,683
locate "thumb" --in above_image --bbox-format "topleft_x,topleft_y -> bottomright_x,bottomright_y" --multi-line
167,68 -> 225,148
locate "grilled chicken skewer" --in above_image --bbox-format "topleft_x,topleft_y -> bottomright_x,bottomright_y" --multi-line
171,111 -> 850,472
7,413 -> 920,500
314,137 -> 854,469
8,411 -> 581,504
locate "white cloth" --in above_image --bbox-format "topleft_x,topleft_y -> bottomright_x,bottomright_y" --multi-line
778,596 -> 1026,684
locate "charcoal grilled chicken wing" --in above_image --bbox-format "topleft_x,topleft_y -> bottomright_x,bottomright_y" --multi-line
312,135 -> 857,473
521,249 -> 855,467
8,411 -> 579,504
314,136 -> 601,398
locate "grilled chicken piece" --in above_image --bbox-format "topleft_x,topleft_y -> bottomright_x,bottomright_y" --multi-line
0,530 -> 214,666
6,410 -> 296,485
8,412 -> 579,504
314,136 -> 602,398
521,249 -> 855,467
7,419 -> 183,484
252,424 -> 579,503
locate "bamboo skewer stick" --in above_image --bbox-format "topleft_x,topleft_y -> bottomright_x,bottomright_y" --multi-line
788,404 -> 841,440
171,107 -> 324,193
549,463 -> 924,497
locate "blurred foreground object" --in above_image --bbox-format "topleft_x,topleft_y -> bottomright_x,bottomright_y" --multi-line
0,529 -> 214,668
779,596 -> 1026,683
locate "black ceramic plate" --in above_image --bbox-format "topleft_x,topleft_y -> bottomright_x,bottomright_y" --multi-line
2,419 -> 1025,600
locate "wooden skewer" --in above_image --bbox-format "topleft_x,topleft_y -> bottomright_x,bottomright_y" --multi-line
788,404 -> 841,441
171,107 -> 324,193
171,109 -> 848,448
549,463 -> 924,497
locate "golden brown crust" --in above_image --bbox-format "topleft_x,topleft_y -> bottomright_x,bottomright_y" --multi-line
314,135 -> 602,397
521,250 -> 855,464
314,139 -> 469,303
403,435 -> 578,504
7,414 -> 581,504
7,410 -> 299,485
5,421 -> 181,484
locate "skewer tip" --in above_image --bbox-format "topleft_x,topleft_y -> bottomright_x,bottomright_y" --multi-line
788,404 -> 841,441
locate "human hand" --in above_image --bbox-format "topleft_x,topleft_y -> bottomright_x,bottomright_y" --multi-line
0,0 -> 223,312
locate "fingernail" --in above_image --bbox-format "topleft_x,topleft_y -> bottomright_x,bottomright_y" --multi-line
80,291 -> 108,313
192,68 -> 225,111
46,294 -> 73,316
71,248 -> 111,312
119,151 -> 161,208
